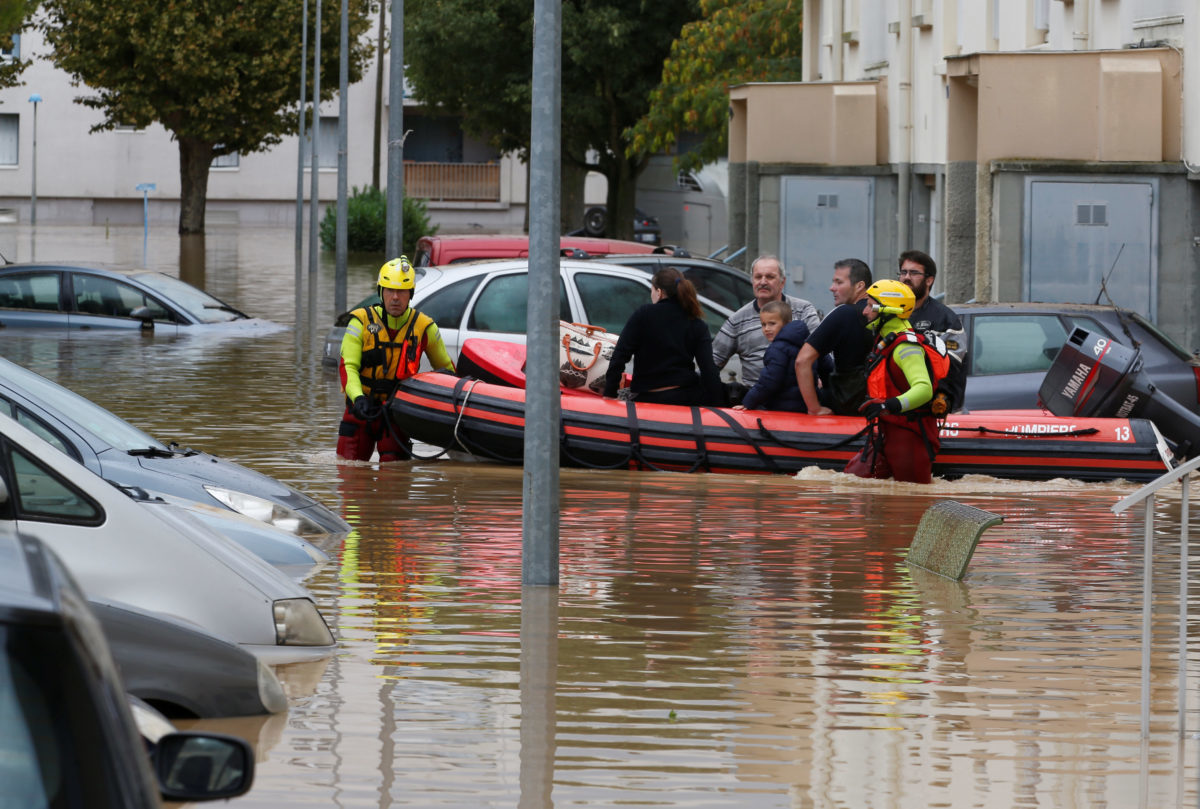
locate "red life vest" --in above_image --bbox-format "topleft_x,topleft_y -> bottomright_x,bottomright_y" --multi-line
866,330 -> 950,402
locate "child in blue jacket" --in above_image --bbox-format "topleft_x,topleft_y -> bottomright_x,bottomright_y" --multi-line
735,301 -> 831,412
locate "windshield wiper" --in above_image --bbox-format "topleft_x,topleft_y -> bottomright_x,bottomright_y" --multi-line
202,303 -> 249,318
127,446 -> 181,458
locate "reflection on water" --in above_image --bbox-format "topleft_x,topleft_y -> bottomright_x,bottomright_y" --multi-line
1,225 -> 1197,808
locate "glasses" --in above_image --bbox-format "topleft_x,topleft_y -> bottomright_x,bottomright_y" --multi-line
898,269 -> 926,279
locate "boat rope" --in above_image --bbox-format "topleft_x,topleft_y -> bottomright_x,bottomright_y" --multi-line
380,387 -> 448,462
754,419 -> 872,453
706,408 -> 780,473
954,425 -> 1100,438
558,424 -> 634,469
690,406 -> 710,473
443,377 -> 527,464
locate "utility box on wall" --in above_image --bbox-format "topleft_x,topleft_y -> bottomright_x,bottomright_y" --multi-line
1023,176 -> 1157,319
779,176 -> 876,306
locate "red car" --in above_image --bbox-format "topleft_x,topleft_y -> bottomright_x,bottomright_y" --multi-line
411,234 -> 656,267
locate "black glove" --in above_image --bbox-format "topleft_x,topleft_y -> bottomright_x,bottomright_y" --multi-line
859,397 -> 901,420
351,395 -> 375,421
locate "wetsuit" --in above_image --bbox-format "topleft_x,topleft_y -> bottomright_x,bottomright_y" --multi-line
338,304 -> 454,461
844,316 -> 948,484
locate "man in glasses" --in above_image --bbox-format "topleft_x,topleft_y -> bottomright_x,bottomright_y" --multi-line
897,250 -> 966,413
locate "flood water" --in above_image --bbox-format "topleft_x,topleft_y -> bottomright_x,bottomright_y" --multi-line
2,224 -> 1199,808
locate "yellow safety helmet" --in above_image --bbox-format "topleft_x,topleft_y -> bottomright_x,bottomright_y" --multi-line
377,256 -> 416,291
866,279 -> 915,319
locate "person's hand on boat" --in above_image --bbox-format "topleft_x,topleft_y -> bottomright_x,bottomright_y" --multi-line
859,397 -> 901,420
814,406 -> 834,416
732,404 -> 746,411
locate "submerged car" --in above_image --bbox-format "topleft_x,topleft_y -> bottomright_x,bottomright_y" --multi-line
94,598 -> 289,718
0,354 -> 350,538
321,258 -> 736,369
951,302 -> 1200,412
0,411 -> 336,664
0,531 -> 255,807
0,263 -> 250,331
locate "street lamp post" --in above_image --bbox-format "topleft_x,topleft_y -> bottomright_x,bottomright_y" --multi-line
28,94 -> 41,226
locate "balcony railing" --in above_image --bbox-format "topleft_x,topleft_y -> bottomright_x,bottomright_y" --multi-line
405,162 -> 500,202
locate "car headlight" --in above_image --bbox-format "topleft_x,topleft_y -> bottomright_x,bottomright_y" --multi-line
205,486 -> 325,537
273,598 -> 334,646
256,660 -> 289,713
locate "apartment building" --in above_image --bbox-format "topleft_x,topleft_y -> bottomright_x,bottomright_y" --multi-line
0,27 -> 526,233
728,0 -> 1200,348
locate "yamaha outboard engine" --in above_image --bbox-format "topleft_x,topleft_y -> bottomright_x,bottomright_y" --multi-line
1039,327 -> 1200,459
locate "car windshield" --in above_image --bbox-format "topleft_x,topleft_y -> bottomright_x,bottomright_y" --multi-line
1128,311 -> 1194,361
0,360 -> 168,452
129,272 -> 243,324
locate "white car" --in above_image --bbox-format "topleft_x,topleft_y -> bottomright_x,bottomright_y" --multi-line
0,411 -> 335,664
322,258 -> 737,370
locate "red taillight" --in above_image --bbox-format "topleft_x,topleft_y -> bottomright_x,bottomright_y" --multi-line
1192,365 -> 1200,405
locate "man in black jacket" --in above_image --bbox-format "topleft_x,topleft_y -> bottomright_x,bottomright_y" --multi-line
898,250 -> 967,413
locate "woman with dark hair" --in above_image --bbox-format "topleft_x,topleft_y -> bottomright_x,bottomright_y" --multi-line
602,266 -> 724,406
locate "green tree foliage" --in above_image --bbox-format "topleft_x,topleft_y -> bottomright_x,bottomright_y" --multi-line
319,186 -> 437,256
405,0 -> 532,159
38,0 -> 373,234
627,0 -> 803,172
405,0 -> 699,240
0,0 -> 38,91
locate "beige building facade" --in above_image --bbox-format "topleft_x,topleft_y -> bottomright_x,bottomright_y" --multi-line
729,0 -> 1200,350
0,27 -> 530,234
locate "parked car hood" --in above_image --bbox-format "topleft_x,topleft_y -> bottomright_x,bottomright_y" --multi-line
99,447 -> 351,535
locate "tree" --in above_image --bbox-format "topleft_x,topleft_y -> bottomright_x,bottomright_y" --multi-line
0,0 -> 38,91
627,0 -> 803,173
38,0 -> 374,234
405,0 -> 699,240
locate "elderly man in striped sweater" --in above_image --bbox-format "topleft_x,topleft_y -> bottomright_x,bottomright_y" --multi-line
711,254 -> 820,406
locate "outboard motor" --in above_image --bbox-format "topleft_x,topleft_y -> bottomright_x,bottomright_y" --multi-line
1039,327 -> 1200,459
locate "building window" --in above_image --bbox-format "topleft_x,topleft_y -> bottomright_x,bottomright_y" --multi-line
0,35 -> 19,61
0,114 -> 17,165
1076,204 -> 1108,227
211,147 -> 239,168
318,116 -> 338,169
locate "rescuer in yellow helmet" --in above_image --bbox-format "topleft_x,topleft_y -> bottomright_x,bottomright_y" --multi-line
337,256 -> 455,461
844,278 -> 950,484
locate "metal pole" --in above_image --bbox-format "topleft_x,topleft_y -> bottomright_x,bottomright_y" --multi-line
1142,497 -> 1154,742
136,183 -> 155,267
335,0 -> 349,314
385,0 -> 404,258
521,0 -> 561,586
308,0 -> 323,277
28,94 -> 40,227
1179,474 -> 1189,738
295,0 -> 309,279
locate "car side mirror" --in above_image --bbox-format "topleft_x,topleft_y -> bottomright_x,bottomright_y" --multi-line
153,731 -> 255,802
128,306 -> 155,331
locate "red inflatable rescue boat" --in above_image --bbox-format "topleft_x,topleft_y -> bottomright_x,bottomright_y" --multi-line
388,369 -> 1173,482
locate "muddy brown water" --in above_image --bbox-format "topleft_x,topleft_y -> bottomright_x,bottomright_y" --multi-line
2,225 -> 1198,808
